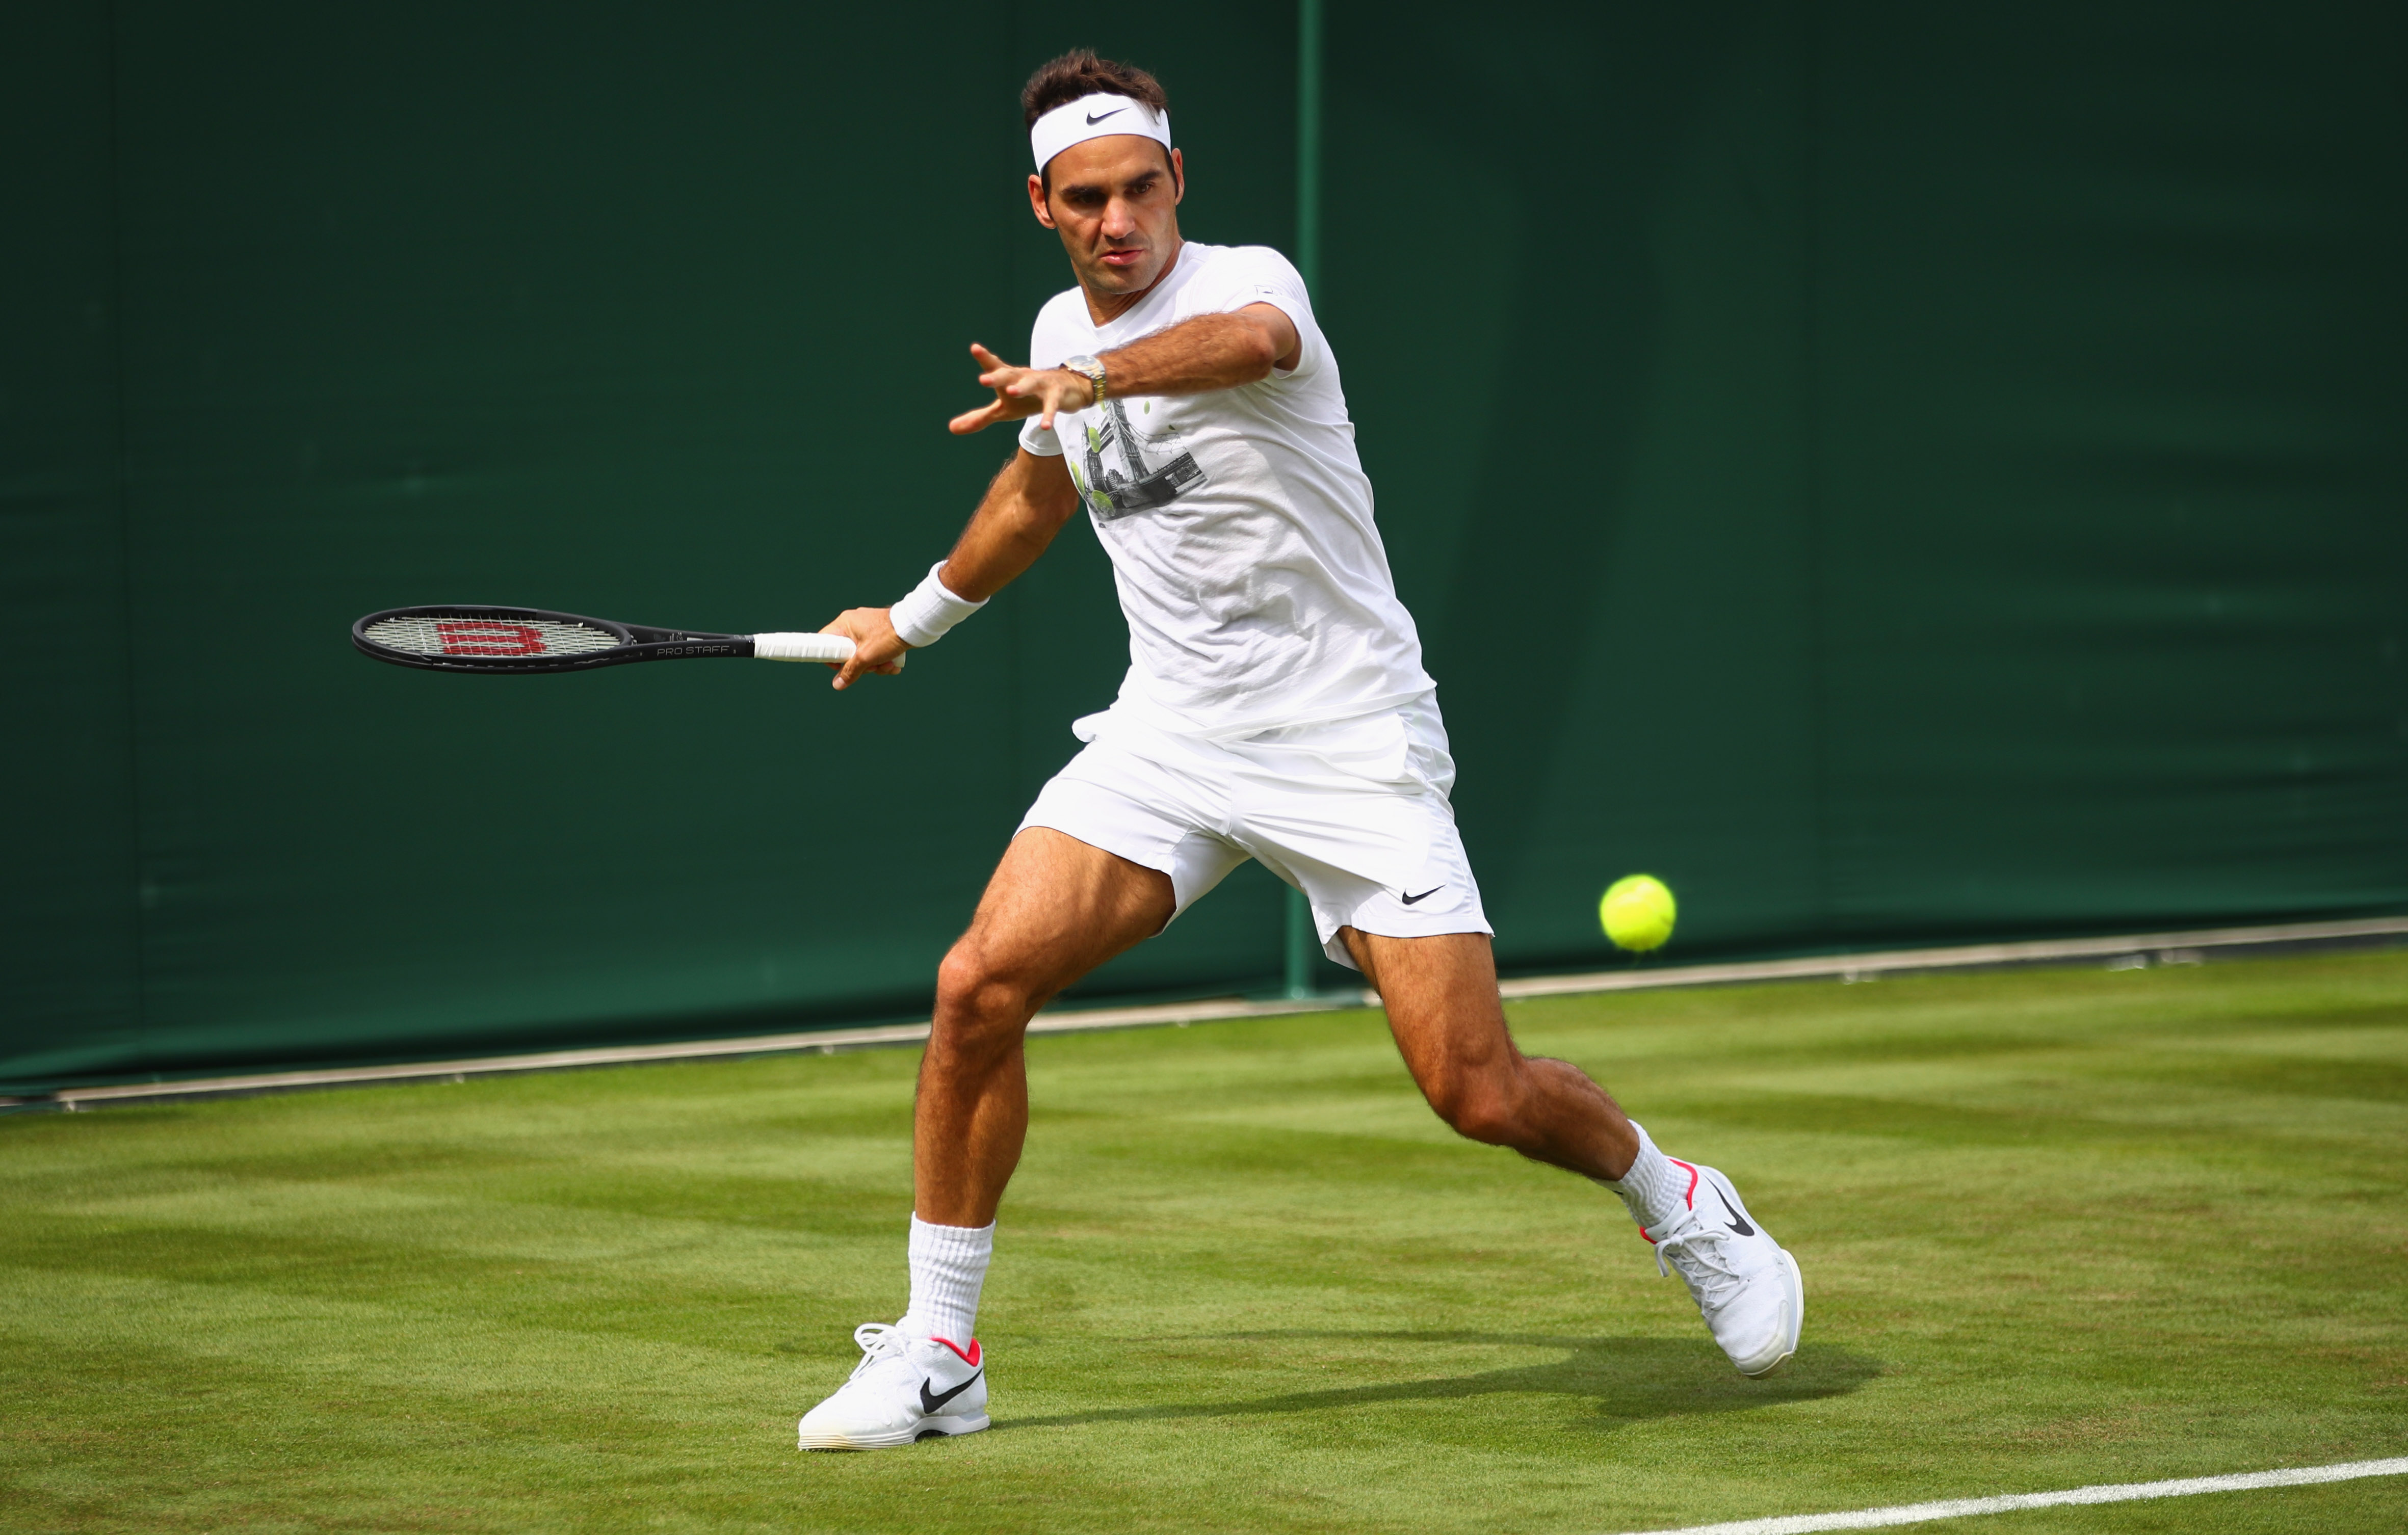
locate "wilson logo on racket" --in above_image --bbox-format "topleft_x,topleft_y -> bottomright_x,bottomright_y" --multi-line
436,621 -> 548,656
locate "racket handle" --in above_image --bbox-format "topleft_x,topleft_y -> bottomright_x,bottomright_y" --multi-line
750,632 -> 856,664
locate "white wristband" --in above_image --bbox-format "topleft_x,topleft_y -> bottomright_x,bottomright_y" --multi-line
888,561 -> 987,648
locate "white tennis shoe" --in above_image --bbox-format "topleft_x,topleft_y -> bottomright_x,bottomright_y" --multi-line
1643,1160 -> 1803,1378
796,1324 -> 989,1451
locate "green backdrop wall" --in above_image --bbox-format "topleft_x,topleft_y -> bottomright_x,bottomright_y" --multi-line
5,2 -> 2403,1093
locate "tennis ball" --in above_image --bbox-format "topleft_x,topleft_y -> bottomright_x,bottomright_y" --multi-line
1600,874 -> 1677,952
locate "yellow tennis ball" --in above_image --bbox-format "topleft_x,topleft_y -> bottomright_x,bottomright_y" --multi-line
1600,874 -> 1677,952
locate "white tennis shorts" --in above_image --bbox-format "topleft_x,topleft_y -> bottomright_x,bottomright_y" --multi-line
1017,694 -> 1491,970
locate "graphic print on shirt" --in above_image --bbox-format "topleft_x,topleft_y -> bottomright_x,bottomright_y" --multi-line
1072,396 -> 1208,521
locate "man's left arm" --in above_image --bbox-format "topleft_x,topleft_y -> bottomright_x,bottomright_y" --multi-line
948,304 -> 1302,436
1094,304 -> 1302,396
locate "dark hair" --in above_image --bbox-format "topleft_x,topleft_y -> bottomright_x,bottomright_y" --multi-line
1024,50 -> 1176,197
1022,48 -> 1169,129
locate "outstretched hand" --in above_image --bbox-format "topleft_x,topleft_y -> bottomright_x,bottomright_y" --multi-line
818,608 -> 910,691
948,343 -> 1097,436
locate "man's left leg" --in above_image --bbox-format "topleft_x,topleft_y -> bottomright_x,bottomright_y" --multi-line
1343,929 -> 1804,1378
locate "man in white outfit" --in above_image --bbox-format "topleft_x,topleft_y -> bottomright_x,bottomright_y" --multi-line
797,49 -> 1803,1451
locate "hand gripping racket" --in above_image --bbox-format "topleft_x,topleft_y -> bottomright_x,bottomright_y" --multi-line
351,605 -> 874,675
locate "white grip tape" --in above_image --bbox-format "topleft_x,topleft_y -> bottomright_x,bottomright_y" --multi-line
750,632 -> 856,664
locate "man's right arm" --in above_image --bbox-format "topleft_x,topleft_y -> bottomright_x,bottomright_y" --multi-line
820,448 -> 1083,691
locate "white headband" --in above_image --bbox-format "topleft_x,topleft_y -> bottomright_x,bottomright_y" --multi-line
1030,92 -> 1172,173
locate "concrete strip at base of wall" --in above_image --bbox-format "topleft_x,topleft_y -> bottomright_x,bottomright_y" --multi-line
12,914 -> 2404,1113
1496,914 -> 2408,999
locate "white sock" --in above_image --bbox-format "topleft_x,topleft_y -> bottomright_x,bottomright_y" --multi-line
895,1214 -> 993,1345
1601,1123 -> 1688,1229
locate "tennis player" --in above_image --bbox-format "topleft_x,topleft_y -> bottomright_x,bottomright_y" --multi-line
796,50 -> 1803,1451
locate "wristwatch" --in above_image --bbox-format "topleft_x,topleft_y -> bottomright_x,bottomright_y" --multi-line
1059,354 -> 1106,408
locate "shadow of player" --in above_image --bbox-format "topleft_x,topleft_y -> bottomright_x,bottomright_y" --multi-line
988,1329 -> 1880,1434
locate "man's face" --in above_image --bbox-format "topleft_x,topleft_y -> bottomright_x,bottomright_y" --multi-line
1029,136 -> 1185,298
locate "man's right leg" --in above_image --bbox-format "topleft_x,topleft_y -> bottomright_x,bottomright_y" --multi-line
915,827 -> 1176,1228
799,828 -> 1172,1450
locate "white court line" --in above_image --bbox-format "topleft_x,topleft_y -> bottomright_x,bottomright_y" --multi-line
1618,1457 -> 2408,1534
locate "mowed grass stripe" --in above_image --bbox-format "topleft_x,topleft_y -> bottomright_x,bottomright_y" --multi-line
5,950 -> 2404,1533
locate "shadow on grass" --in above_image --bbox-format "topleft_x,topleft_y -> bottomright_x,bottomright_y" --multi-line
991,1330 -> 1879,1434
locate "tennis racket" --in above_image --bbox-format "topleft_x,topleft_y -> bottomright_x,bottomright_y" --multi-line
352,605 -> 870,675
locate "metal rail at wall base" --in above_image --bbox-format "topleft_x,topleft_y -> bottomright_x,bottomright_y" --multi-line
7,915 -> 2404,1114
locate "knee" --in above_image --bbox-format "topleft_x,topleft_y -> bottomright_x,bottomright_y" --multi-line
1426,1071 -> 1525,1148
933,945 -> 1034,1050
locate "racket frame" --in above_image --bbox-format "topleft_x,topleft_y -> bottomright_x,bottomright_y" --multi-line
354,604 -> 768,674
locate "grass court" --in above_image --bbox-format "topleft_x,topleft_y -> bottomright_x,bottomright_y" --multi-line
5,949 -> 2404,1532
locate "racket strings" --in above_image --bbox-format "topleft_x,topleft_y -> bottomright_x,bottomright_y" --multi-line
362,615 -> 624,658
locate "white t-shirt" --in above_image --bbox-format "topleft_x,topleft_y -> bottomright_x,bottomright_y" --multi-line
1018,242 -> 1434,739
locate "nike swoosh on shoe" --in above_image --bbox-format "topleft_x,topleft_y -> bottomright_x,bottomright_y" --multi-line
1714,1187 -> 1756,1236
919,1371 -> 981,1415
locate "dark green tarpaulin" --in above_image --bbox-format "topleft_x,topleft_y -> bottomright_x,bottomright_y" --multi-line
5,2 -> 2403,1092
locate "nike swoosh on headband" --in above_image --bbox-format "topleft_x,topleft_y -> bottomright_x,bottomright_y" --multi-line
1086,108 -> 1125,124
